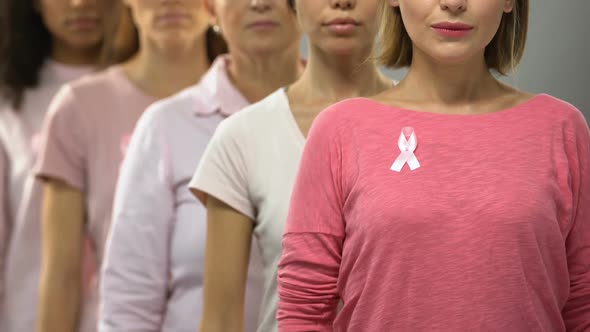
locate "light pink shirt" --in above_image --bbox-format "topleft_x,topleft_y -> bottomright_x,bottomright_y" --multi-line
34,66 -> 156,332
100,56 -> 264,332
0,60 -> 92,332
278,95 -> 590,331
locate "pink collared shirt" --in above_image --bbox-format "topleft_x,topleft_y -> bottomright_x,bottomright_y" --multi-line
100,56 -> 264,332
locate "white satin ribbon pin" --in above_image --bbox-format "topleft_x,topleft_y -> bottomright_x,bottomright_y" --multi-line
390,127 -> 421,172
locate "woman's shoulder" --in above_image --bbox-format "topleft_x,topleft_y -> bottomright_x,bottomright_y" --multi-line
43,68 -> 124,124
531,93 -> 584,120
58,66 -> 132,104
141,86 -> 197,125
67,65 -> 117,88
323,97 -> 378,114
519,93 -> 587,138
311,97 -> 376,131
237,88 -> 288,118
218,88 -> 289,134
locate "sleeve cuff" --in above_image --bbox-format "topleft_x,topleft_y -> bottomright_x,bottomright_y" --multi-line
189,176 -> 255,220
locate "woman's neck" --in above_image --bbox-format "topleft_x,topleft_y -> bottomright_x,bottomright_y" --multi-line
227,41 -> 304,103
412,52 -> 504,100
51,41 -> 100,66
375,47 -> 533,115
286,44 -> 391,138
122,35 -> 210,99
288,45 -> 391,106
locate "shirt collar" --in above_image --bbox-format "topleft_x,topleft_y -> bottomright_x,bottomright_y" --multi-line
192,55 -> 250,117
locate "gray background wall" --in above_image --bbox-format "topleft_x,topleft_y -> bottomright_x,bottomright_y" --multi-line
513,0 -> 589,119
302,1 -> 590,120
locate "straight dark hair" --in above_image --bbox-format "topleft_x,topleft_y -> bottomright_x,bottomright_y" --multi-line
0,0 -> 52,110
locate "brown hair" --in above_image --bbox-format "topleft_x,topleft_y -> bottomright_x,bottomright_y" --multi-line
378,1 -> 529,75
100,2 -> 227,67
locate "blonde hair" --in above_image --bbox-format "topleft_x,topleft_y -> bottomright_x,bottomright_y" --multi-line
378,0 -> 529,75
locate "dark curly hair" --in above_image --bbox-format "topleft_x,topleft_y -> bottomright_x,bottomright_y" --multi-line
0,0 -> 52,110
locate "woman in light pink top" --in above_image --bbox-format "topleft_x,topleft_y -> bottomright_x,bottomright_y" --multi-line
279,0 -> 590,331
0,0 -> 110,330
34,0 -> 227,331
99,1 -> 303,331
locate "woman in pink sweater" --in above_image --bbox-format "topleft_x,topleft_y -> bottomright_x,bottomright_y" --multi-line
278,0 -> 590,331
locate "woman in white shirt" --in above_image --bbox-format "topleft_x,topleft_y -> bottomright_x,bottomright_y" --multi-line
189,0 -> 393,331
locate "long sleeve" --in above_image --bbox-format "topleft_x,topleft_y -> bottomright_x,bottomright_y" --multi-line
99,107 -> 174,332
562,111 -> 590,332
0,142 -> 9,316
278,109 -> 346,331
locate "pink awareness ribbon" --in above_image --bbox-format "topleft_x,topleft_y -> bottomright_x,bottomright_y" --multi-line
390,127 -> 421,172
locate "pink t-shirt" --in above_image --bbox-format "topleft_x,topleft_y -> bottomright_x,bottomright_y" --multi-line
34,66 -> 156,332
278,95 -> 590,331
100,56 -> 264,332
0,60 -> 92,332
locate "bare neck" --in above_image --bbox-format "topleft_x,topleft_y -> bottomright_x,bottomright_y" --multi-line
395,49 -> 510,107
51,41 -> 100,66
122,35 -> 210,99
227,42 -> 304,103
288,45 -> 391,106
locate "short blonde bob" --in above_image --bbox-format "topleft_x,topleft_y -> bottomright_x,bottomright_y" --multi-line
378,1 -> 529,75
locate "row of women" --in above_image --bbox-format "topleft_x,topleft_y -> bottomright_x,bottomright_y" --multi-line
1,0 -> 589,331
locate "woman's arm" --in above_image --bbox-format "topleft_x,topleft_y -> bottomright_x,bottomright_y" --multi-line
34,85 -> 89,332
198,195 -> 253,332
562,111 -> 590,331
277,108 -> 346,331
99,108 -> 174,332
37,179 -> 84,332
0,143 -> 10,315
188,114 -> 261,331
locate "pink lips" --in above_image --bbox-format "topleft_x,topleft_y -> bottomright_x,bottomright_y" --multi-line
247,20 -> 279,32
67,17 -> 99,31
157,12 -> 190,26
324,17 -> 360,35
431,22 -> 474,38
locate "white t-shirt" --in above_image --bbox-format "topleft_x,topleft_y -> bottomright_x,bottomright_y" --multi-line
189,88 -> 305,332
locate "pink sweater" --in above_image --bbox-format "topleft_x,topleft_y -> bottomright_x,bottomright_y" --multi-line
278,94 -> 590,332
